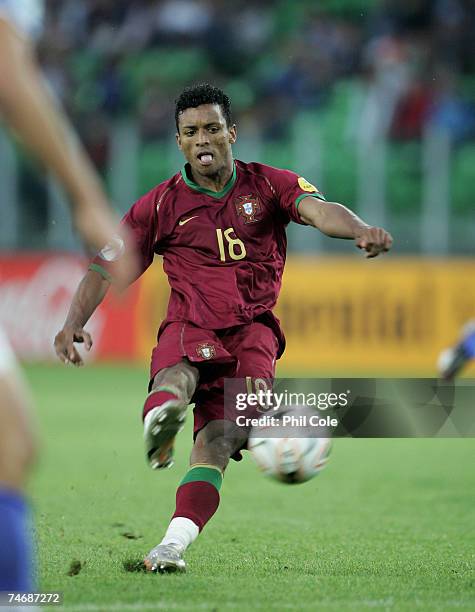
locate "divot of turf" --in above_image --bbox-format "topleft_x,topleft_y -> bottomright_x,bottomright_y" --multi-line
123,558 -> 147,573
67,560 -> 83,576
120,531 -> 143,540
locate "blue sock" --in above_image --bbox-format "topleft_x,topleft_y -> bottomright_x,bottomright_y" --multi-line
462,329 -> 475,358
0,488 -> 35,592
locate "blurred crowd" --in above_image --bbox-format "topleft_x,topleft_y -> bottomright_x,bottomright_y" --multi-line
1,0 -> 471,253
38,0 -> 475,157
39,0 -> 475,172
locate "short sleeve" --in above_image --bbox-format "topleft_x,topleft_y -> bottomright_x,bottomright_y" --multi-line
271,168 -> 326,225
89,191 -> 158,285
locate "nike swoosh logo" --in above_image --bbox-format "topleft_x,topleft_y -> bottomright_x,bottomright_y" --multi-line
179,216 -> 198,226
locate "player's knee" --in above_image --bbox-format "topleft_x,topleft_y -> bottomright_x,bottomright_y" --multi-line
208,434 -> 233,457
193,421 -> 248,469
192,434 -> 231,469
151,361 -> 199,403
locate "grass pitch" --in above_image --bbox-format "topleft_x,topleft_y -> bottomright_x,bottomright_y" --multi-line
27,364 -> 474,611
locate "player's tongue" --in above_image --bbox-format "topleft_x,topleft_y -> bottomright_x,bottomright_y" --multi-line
198,153 -> 213,166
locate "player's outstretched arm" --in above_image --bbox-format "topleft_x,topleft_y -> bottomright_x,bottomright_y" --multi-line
54,270 -> 110,366
298,196 -> 393,258
0,19 -> 137,288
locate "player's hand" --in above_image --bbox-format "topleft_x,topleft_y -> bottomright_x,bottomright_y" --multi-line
54,326 -> 92,367
355,226 -> 393,258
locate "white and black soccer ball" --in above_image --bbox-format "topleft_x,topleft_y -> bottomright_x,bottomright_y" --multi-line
248,434 -> 332,485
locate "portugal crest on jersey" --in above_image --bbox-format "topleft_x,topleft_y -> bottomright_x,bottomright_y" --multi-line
235,195 -> 261,224
196,343 -> 216,360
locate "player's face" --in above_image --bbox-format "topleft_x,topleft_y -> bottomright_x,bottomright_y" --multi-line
176,104 -> 237,179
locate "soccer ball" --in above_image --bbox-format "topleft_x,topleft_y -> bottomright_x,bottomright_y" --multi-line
248,434 -> 332,484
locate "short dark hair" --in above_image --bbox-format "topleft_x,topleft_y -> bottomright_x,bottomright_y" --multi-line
175,83 -> 232,131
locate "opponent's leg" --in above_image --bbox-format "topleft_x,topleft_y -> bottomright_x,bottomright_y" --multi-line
143,360 -> 199,469
144,420 -> 247,573
0,368 -> 37,591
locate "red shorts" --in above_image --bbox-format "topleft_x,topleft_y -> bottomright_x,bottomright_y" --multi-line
150,320 -> 279,442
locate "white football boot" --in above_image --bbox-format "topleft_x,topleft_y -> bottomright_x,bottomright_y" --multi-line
144,543 -> 186,573
143,397 -> 187,469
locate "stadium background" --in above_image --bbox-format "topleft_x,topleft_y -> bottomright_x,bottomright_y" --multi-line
1,2 -> 474,609
1,0 -> 474,374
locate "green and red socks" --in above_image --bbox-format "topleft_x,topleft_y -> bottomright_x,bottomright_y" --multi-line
160,465 -> 223,551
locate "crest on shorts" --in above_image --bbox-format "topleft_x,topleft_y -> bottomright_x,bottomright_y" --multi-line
196,343 -> 216,360
235,195 -> 261,224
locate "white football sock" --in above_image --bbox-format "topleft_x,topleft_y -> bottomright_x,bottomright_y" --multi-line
160,517 -> 199,551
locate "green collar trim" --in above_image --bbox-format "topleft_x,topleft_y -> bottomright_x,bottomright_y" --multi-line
181,162 -> 236,199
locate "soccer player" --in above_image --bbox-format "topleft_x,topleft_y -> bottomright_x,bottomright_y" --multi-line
0,1 -> 136,591
438,321 -> 475,379
54,83 -> 393,573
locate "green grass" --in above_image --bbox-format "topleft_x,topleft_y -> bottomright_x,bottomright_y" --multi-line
26,364 -> 474,611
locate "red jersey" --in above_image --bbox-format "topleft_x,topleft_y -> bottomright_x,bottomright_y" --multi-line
91,160 -> 325,356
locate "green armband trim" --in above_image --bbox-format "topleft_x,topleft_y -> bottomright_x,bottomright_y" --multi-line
180,465 -> 223,491
295,192 -> 326,213
89,263 -> 112,282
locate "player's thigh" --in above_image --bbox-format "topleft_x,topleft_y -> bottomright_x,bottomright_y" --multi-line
191,420 -> 248,470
